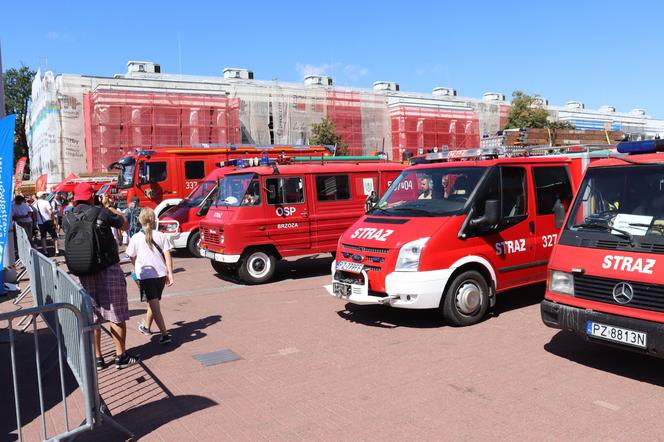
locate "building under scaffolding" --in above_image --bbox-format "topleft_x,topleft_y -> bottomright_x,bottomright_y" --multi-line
26,61 -> 664,185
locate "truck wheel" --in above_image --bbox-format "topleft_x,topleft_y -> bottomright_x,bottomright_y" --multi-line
238,249 -> 276,285
187,230 -> 201,258
211,260 -> 235,275
441,270 -> 490,327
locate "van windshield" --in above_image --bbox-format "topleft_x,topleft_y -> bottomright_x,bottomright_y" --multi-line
116,157 -> 135,189
565,165 -> 664,244
184,180 -> 218,207
371,167 -> 486,217
215,173 -> 261,207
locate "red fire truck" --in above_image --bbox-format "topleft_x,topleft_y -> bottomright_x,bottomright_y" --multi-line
109,145 -> 333,215
330,146 -> 610,326
158,156 -> 396,257
542,139 -> 664,356
51,175 -> 117,194
198,162 -> 405,284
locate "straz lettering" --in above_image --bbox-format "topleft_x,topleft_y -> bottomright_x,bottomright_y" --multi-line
602,255 -> 656,274
277,223 -> 298,229
349,227 -> 394,242
495,239 -> 526,255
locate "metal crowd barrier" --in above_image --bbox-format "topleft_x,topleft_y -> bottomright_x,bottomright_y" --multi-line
14,226 -> 34,306
3,246 -> 133,441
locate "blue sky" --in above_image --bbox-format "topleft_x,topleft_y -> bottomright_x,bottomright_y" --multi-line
2,0 -> 662,116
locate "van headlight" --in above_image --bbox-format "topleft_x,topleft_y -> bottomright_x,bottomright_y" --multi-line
395,237 -> 429,272
549,270 -> 574,296
158,222 -> 179,233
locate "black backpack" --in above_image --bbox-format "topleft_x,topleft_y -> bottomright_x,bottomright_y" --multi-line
64,207 -> 104,276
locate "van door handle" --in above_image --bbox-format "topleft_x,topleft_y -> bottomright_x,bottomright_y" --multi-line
302,212 -> 309,218
258,226 -> 266,231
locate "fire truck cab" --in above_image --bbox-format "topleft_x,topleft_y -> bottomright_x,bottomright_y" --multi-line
110,145 -> 332,215
199,162 -> 405,284
542,139 -> 664,357
331,147 -> 599,326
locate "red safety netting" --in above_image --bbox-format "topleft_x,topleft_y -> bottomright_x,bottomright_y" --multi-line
85,91 -> 241,172
326,91 -> 363,156
389,106 -> 480,160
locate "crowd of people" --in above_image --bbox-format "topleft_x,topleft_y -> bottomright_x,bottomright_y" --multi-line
9,185 -> 175,370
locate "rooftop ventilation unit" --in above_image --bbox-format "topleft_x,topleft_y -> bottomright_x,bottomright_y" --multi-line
565,101 -> 585,110
304,75 -> 333,87
433,87 -> 457,97
223,68 -> 254,80
127,61 -> 161,74
630,108 -> 646,116
373,81 -> 400,92
599,105 -> 616,113
483,92 -> 506,102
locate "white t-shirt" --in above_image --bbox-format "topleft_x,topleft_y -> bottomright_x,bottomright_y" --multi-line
32,199 -> 52,224
125,230 -> 173,280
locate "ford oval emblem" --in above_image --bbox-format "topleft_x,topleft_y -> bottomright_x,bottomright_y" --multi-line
352,254 -> 363,262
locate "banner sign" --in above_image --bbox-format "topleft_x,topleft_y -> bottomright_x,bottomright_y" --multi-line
35,173 -> 48,193
0,115 -> 17,291
14,156 -> 27,187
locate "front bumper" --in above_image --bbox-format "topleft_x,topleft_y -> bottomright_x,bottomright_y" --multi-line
541,299 -> 664,358
200,248 -> 240,264
329,260 -> 451,309
164,231 -> 189,249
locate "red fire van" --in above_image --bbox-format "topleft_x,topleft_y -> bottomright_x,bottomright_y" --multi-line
330,147 -> 608,326
542,139 -> 664,356
198,162 -> 405,284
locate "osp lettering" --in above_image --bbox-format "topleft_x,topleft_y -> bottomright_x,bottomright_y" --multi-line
349,227 -> 394,242
602,255 -> 656,274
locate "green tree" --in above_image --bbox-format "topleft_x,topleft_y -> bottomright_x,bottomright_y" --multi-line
503,90 -> 572,130
309,117 -> 349,156
3,65 -> 36,163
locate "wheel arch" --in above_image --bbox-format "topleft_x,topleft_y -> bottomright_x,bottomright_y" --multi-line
242,244 -> 282,261
442,256 -> 497,306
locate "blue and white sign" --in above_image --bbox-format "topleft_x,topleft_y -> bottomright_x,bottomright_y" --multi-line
0,115 -> 16,292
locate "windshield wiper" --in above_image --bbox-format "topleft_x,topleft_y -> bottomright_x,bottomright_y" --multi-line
369,206 -> 390,215
389,207 -> 434,217
572,222 -> 634,246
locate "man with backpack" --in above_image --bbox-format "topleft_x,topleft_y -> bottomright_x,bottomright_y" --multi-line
64,183 -> 139,370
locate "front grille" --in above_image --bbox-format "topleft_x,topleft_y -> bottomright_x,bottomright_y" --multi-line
342,243 -> 389,254
574,274 -> 664,313
201,225 -> 221,245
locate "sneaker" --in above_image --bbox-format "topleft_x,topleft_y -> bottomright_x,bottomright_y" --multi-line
114,353 -> 140,370
138,322 -> 151,336
158,334 -> 172,345
96,357 -> 106,371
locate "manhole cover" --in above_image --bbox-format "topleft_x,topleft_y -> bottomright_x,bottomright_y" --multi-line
193,349 -> 241,366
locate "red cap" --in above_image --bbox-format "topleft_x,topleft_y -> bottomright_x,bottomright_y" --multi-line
73,183 -> 95,201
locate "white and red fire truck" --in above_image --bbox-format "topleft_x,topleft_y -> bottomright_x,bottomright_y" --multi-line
330,146 -> 611,326
198,161 -> 405,284
542,139 -> 664,356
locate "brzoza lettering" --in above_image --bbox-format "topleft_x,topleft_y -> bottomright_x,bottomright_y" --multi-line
349,227 -> 394,242
602,255 -> 656,274
495,239 -> 526,255
277,223 -> 298,229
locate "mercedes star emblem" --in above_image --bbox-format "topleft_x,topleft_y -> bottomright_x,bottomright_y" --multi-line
612,282 -> 635,305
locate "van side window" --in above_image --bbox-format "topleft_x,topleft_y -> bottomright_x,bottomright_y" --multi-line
265,177 -> 305,205
316,175 -> 351,201
532,166 -> 573,215
185,161 -> 205,180
501,167 -> 527,218
146,162 -> 167,183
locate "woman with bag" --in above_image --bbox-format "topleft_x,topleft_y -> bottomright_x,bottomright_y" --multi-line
125,208 -> 174,345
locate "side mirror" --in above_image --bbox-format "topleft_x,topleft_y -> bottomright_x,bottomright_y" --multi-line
365,190 -> 378,213
469,199 -> 500,228
553,198 -> 566,229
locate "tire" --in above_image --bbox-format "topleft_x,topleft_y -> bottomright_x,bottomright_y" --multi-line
441,270 -> 490,327
211,260 -> 236,275
187,230 -> 202,258
238,249 -> 277,285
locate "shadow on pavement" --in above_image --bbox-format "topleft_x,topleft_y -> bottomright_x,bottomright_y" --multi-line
128,315 -> 222,362
544,330 -> 664,387
337,303 -> 445,329
78,395 -> 218,441
213,254 -> 333,285
490,282 -> 546,317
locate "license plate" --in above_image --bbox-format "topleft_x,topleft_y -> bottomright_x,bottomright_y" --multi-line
333,282 -> 351,298
336,261 -> 363,274
586,322 -> 647,349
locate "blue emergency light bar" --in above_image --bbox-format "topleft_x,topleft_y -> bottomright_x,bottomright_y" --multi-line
617,139 -> 664,154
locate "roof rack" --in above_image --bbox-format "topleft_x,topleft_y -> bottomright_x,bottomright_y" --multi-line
421,144 -> 615,163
